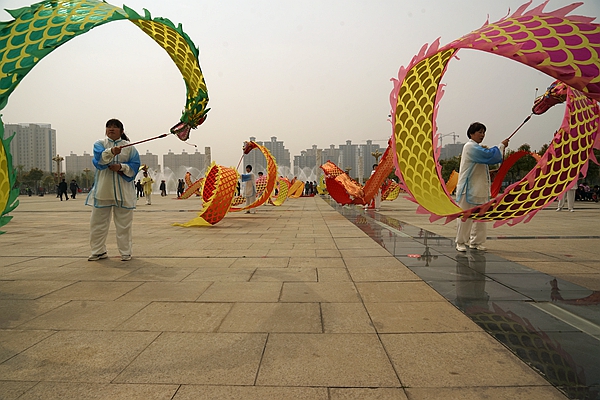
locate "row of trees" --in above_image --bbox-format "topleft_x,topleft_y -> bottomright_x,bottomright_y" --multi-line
15,167 -> 94,195
439,144 -> 600,186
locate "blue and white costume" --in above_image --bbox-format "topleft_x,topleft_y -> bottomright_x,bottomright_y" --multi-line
455,139 -> 504,248
86,137 -> 140,257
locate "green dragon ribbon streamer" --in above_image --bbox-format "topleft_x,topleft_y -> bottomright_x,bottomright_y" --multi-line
0,0 -> 209,232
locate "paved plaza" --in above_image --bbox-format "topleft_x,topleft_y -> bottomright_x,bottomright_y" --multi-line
1,193 -> 599,399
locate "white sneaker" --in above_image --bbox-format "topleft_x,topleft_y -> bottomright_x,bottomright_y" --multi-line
556,208 -> 562,211
469,244 -> 487,251
456,244 -> 467,252
121,255 -> 132,261
569,209 -> 574,212
88,252 -> 108,261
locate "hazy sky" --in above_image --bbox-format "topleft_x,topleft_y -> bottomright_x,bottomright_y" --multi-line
1,0 -> 599,168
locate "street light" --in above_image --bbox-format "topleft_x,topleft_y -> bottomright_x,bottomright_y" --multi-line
52,154 -> 64,190
371,149 -> 383,164
83,167 -> 91,190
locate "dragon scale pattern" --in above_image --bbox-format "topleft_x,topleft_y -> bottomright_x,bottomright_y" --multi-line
393,3 -> 600,225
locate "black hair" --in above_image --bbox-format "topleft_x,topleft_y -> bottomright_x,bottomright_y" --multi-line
106,118 -> 130,141
245,165 -> 252,171
467,122 -> 486,139
373,164 -> 378,169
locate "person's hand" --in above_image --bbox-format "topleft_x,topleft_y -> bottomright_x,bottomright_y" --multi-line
108,163 -> 122,172
501,138 -> 509,147
111,146 -> 122,155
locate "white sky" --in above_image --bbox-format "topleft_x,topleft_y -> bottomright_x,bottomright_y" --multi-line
1,0 -> 599,168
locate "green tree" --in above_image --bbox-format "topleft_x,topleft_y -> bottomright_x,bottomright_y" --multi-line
42,174 -> 55,192
504,144 -> 537,183
22,168 -> 44,194
439,156 -> 460,182
586,149 -> 600,185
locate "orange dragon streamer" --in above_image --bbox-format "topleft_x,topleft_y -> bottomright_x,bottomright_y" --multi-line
288,180 -> 305,198
382,181 -> 401,201
174,162 -> 237,227
269,177 -> 290,206
229,141 -> 278,212
321,144 -> 394,205
179,172 -> 204,199
391,2 -> 600,226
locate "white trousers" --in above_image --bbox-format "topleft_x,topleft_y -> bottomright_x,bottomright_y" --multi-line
90,206 -> 134,256
374,190 -> 382,210
145,192 -> 152,205
455,197 -> 487,246
557,189 -> 575,211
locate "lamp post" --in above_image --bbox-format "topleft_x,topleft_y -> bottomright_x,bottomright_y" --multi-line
371,149 -> 383,164
83,167 -> 91,190
52,155 -> 64,176
52,154 -> 64,192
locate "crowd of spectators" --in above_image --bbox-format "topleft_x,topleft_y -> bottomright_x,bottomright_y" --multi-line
576,183 -> 599,202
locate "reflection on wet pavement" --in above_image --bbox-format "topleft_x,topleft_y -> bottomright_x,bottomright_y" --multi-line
333,203 -> 600,400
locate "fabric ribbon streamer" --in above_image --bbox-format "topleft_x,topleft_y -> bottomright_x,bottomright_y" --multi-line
390,1 -> 600,226
321,144 -> 394,205
179,172 -> 204,199
0,0 -> 211,231
229,141 -> 278,212
0,125 -> 18,234
269,177 -> 290,206
173,163 -> 238,227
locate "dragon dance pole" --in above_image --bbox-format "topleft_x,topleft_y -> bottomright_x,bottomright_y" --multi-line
236,155 -> 244,170
120,133 -> 168,148
507,113 -> 533,140
506,88 -> 539,141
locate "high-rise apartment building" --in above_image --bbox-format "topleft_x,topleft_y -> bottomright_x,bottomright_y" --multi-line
4,123 -> 56,172
243,136 -> 291,174
294,140 -> 382,181
439,142 -> 465,160
338,140 -> 359,178
358,140 -> 382,178
322,144 -> 341,166
65,151 -> 94,174
163,147 -> 211,176
139,150 -> 159,171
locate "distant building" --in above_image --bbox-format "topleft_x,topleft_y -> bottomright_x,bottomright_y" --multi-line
294,145 -> 318,168
4,123 -> 56,172
243,136 -> 291,174
65,151 -> 94,174
139,150 -> 159,171
293,140 -> 382,181
358,140 -> 382,179
338,140 -> 359,179
322,144 -> 341,166
163,147 -> 211,176
439,142 -> 464,160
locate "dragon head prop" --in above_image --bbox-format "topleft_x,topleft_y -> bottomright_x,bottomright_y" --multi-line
532,80 -> 568,115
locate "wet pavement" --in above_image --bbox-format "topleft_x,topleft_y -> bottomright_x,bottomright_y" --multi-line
333,201 -> 600,400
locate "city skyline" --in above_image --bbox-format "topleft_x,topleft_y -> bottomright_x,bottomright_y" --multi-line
60,135 -> 393,175
2,0 -> 597,170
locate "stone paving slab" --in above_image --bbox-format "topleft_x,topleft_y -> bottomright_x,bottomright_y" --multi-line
0,195 -> 570,398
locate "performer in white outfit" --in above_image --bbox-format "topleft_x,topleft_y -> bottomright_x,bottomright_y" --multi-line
241,164 -> 256,214
557,182 -> 577,212
86,119 -> 140,261
455,122 -> 509,252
